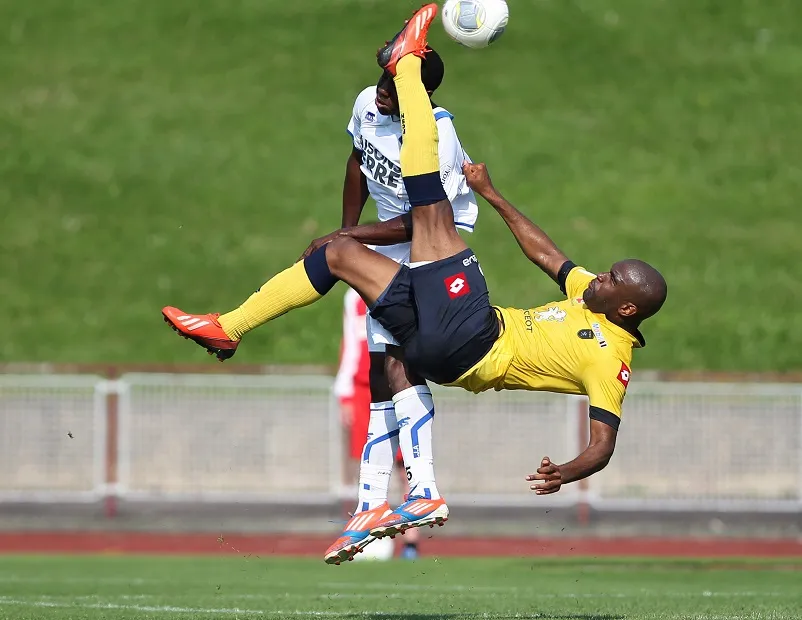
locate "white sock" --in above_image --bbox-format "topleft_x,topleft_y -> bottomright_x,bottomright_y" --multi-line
355,401 -> 399,513
393,385 -> 441,500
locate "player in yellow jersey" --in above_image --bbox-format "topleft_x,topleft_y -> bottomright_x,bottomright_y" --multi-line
451,162 -> 655,420
162,4 -> 667,563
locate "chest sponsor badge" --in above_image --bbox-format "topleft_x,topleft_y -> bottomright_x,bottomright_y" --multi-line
444,273 -> 470,299
534,306 -> 566,322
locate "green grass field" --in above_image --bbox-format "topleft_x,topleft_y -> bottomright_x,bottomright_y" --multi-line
1,556 -> 801,620
2,0 -> 802,370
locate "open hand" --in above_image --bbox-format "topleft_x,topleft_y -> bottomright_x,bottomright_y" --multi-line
526,456 -> 563,495
462,162 -> 496,198
298,231 -> 341,262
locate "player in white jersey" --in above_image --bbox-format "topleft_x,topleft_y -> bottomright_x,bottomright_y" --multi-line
303,49 -> 478,563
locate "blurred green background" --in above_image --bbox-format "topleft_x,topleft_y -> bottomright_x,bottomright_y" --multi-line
1,0 -> 800,370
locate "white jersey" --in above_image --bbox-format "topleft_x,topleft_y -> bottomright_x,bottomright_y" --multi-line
346,86 -> 479,261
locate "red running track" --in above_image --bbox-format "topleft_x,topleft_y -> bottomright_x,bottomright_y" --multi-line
1,532 -> 801,557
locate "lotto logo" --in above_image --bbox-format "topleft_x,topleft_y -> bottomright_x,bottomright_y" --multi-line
617,362 -> 631,388
444,272 -> 470,299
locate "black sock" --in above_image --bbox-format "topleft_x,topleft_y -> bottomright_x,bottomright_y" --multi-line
403,172 -> 447,207
303,246 -> 338,295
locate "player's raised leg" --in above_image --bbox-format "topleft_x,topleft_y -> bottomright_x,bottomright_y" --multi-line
162,238 -> 400,360
377,4 -> 467,264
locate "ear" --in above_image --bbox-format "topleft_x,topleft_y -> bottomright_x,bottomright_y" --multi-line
618,302 -> 638,317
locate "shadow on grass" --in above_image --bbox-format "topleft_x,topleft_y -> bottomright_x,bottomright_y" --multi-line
330,615 -> 625,620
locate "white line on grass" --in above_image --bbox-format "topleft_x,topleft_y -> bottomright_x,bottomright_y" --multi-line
0,599 -> 552,618
0,599 -> 795,619
0,598 -> 265,615
321,582 -> 784,597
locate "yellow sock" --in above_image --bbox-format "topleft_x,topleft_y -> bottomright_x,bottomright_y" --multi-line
394,55 -> 439,177
218,261 -> 322,340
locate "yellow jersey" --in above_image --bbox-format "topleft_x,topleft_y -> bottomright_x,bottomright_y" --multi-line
447,264 -> 644,428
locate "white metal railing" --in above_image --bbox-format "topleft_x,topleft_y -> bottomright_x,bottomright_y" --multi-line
0,374 -> 106,502
0,372 -> 800,512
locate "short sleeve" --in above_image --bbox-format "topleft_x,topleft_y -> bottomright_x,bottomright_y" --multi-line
560,264 -> 596,300
582,360 -> 631,429
347,87 -> 375,151
346,105 -> 362,151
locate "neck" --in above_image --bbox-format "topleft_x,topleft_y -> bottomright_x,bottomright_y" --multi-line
605,312 -> 640,336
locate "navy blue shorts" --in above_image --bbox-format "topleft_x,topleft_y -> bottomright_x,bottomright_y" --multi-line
368,248 -> 500,385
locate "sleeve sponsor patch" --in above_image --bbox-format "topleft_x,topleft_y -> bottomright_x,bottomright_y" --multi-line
617,362 -> 631,388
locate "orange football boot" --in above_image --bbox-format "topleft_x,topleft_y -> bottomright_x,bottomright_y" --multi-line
162,306 -> 239,361
324,502 -> 392,565
376,3 -> 438,76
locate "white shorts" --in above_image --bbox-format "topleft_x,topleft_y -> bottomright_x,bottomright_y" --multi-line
366,315 -> 397,353
365,243 -> 411,353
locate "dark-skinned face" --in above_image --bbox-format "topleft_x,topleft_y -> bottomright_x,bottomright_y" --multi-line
375,72 -> 398,117
583,261 -> 642,320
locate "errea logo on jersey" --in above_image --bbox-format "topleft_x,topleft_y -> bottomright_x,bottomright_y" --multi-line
617,362 -> 631,388
444,272 -> 470,299
462,254 -> 484,276
591,322 -> 608,348
361,141 -> 402,188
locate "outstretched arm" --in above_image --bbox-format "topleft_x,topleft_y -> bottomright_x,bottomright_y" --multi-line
526,419 -> 617,495
463,162 -> 569,283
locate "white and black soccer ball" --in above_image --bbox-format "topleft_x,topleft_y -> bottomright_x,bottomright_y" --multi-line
441,0 -> 509,49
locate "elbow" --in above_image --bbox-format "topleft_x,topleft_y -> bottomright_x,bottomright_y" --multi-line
597,443 -> 615,471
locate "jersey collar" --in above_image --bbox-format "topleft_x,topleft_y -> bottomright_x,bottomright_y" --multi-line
597,314 -> 646,348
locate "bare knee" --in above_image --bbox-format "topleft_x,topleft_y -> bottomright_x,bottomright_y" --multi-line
325,236 -> 361,276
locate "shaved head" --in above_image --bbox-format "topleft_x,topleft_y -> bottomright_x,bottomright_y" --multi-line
582,259 -> 667,327
617,259 -> 667,320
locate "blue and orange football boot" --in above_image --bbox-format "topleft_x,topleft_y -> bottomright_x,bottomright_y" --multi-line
324,502 -> 392,565
370,495 -> 448,540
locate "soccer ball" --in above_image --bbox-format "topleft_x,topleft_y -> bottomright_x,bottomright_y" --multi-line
441,0 -> 509,49
351,536 -> 395,562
